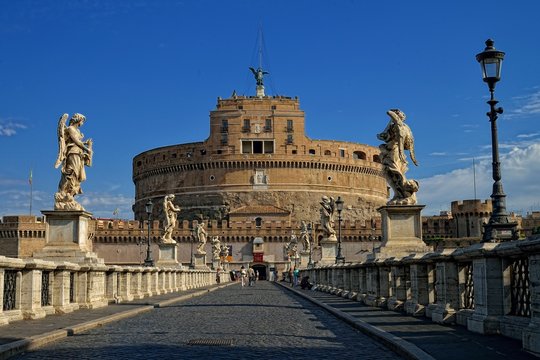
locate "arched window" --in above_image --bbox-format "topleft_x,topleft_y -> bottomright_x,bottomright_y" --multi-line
324,150 -> 332,156
373,154 -> 381,163
308,149 -> 316,155
353,151 -> 366,160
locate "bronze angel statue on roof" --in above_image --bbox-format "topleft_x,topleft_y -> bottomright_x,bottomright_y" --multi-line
54,113 -> 93,211
249,67 -> 269,86
377,109 -> 419,205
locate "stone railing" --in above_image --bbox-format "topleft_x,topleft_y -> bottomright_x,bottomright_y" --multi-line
0,256 -> 226,326
302,237 -> 540,355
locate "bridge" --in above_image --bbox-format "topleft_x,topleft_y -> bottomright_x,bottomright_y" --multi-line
0,279 -> 534,360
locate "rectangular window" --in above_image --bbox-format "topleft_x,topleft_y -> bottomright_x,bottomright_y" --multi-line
340,149 -> 345,157
221,133 -> 228,145
265,119 -> 272,132
287,120 -> 293,132
221,119 -> 228,132
243,119 -> 251,132
242,141 -> 252,154
253,141 -> 263,154
264,141 -> 274,154
287,134 -> 293,144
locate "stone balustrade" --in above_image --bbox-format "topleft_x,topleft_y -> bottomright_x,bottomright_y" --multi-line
0,256 -> 226,326
302,236 -> 540,355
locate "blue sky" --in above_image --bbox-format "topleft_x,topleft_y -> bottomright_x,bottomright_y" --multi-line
1,0 -> 539,218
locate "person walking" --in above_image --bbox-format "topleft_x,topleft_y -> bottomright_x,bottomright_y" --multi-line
248,267 -> 256,287
293,267 -> 300,287
240,266 -> 247,287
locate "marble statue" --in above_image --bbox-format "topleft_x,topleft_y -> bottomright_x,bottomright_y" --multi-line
54,113 -> 93,211
285,234 -> 298,259
195,222 -> 207,254
220,243 -> 229,258
211,236 -> 221,261
161,194 -> 181,244
320,196 -> 337,239
249,67 -> 269,86
377,109 -> 419,205
299,221 -> 310,250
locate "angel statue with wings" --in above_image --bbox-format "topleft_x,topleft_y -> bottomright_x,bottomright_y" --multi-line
320,196 -> 337,241
54,113 -> 93,211
249,67 -> 269,86
377,109 -> 419,205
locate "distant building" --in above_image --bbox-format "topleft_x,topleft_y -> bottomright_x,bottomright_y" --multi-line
422,199 -> 523,250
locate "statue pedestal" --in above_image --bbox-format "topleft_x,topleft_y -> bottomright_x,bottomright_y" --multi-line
34,211 -> 103,265
256,85 -> 265,97
319,237 -> 337,265
193,253 -> 208,269
156,243 -> 178,267
370,205 -> 431,260
299,251 -> 310,269
212,259 -> 221,270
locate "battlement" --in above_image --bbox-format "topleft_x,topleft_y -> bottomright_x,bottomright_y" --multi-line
451,199 -> 492,215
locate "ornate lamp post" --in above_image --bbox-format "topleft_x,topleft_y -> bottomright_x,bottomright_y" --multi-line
144,199 -> 154,266
475,39 -> 517,242
335,196 -> 345,264
307,222 -> 313,268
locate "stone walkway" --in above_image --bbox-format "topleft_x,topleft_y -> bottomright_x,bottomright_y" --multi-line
7,281 -> 401,360
285,284 -> 536,360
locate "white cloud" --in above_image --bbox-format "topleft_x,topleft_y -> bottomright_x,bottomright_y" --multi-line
517,132 -> 539,139
508,89 -> 540,119
430,152 -> 447,156
419,142 -> 540,215
0,121 -> 27,136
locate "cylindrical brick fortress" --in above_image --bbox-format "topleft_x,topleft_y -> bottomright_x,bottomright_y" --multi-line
133,95 -> 388,223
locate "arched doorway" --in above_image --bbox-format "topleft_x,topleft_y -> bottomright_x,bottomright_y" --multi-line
252,264 -> 267,280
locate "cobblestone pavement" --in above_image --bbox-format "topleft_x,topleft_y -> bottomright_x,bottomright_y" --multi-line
12,282 -> 403,360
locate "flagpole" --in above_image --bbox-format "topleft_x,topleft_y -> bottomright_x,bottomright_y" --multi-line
29,169 -> 33,216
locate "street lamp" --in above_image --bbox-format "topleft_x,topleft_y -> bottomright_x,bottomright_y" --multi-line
144,199 -> 154,266
475,39 -> 517,242
307,222 -> 313,268
335,196 -> 345,264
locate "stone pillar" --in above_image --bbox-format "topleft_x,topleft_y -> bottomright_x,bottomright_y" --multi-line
431,260 -> 459,324
358,267 -> 367,302
20,268 -> 46,320
388,263 -> 409,311
130,270 -> 144,300
118,270 -> 133,302
52,264 -> 80,314
523,253 -> 540,354
365,264 -> 390,307
84,265 -> 108,309
405,262 -> 429,316
467,249 -> 505,334
157,243 -> 179,267
35,211 -> 104,265
299,251 -> 310,269
105,267 -> 120,303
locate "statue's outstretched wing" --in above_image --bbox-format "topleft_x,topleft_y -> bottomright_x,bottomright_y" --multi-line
249,67 -> 256,75
54,114 -> 68,169
405,134 -> 418,166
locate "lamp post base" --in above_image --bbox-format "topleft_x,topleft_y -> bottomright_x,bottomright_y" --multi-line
482,221 -> 518,242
